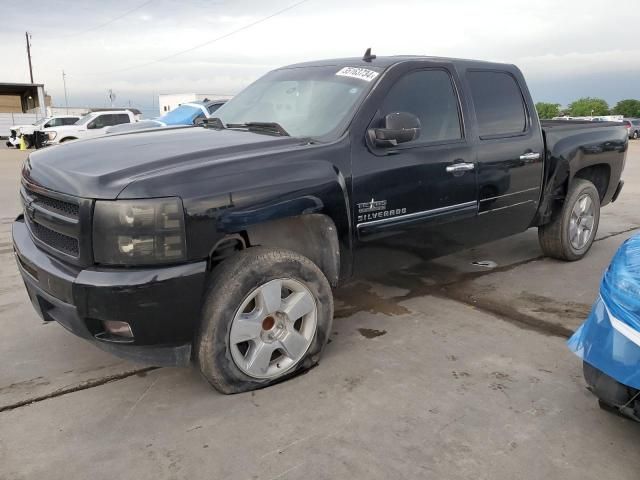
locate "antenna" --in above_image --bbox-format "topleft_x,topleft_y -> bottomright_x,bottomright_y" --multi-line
362,47 -> 376,62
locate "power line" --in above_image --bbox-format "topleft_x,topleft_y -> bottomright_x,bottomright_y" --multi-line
63,0 -> 155,37
85,0 -> 311,75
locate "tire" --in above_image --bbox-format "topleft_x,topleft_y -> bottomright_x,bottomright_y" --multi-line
538,178 -> 600,261
197,247 -> 333,394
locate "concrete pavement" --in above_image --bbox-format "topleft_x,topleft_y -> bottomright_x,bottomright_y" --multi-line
1,143 -> 639,479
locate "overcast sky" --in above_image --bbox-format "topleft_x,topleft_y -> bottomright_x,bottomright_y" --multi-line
2,0 -> 639,117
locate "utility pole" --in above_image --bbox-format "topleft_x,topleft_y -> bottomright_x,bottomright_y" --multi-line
25,32 -> 34,83
62,70 -> 69,114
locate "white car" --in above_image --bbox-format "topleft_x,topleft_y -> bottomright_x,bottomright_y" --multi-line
43,110 -> 137,145
6,115 -> 81,148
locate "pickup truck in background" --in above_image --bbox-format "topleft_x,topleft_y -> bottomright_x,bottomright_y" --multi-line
6,115 -> 80,148
105,99 -> 227,134
42,110 -> 137,145
13,53 -> 627,394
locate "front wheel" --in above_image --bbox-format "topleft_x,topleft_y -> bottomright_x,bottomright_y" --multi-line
538,178 -> 600,261
197,247 -> 333,394
634,131 -> 639,140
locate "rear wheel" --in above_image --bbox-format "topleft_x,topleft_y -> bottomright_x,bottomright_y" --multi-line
197,247 -> 333,394
634,130 -> 639,140
538,178 -> 600,261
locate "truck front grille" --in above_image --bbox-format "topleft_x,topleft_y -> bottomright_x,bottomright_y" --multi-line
21,184 -> 85,261
28,220 -> 79,256
29,191 -> 80,218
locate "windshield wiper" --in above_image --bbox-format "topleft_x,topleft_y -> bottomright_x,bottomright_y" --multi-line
202,118 -> 290,137
226,121 -> 290,137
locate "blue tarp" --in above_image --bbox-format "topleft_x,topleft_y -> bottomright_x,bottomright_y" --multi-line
158,105 -> 203,125
568,234 -> 640,389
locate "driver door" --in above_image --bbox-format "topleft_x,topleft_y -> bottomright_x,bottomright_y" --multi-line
352,66 -> 478,265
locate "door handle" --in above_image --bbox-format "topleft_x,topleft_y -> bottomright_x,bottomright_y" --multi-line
519,152 -> 541,161
446,163 -> 475,173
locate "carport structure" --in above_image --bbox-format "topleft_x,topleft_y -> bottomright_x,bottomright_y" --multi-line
0,82 -> 47,117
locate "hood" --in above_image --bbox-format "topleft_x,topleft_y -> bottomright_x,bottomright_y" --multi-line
43,124 -> 79,135
24,126 -> 305,199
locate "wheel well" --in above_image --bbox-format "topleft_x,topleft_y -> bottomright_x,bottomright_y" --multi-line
60,137 -> 77,143
208,214 -> 340,286
573,164 -> 610,201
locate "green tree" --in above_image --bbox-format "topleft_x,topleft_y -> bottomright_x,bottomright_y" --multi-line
567,97 -> 609,116
612,99 -> 640,118
535,102 -> 561,119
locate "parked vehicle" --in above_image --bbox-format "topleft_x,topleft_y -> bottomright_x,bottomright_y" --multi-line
42,110 -> 137,145
568,234 -> 640,422
105,100 -> 227,134
622,119 -> 640,139
6,115 -> 80,148
13,53 -> 627,394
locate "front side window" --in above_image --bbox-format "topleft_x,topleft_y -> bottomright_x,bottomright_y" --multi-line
90,115 -> 109,129
378,69 -> 462,144
214,65 -> 380,140
63,118 -> 79,125
468,71 -> 527,138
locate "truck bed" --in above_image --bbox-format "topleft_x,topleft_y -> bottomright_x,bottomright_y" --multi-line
536,119 -> 627,224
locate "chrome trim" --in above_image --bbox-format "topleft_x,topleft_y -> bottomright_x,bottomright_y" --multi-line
519,152 -> 541,161
478,200 -> 534,215
357,200 -> 477,228
446,163 -> 475,173
479,186 -> 540,203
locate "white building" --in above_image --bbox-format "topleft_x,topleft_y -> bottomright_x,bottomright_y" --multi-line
158,93 -> 233,116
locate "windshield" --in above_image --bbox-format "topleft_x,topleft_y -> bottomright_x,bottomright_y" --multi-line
158,104 -> 204,125
213,65 -> 381,140
33,118 -> 50,127
75,114 -> 94,126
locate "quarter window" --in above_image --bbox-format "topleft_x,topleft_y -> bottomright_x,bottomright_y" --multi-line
468,71 -> 527,138
379,70 -> 462,144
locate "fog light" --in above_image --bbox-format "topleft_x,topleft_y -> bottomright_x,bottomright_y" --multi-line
103,320 -> 133,338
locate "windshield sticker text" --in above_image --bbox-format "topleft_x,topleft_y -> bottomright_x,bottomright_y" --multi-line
336,67 -> 379,82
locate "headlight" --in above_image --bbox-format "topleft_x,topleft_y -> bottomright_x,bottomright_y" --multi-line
47,131 -> 57,140
93,197 -> 187,265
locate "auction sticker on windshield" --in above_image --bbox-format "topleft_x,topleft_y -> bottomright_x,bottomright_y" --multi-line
336,67 -> 379,82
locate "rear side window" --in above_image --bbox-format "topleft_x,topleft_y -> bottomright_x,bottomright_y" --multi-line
468,71 -> 527,138
112,114 -> 131,125
379,69 -> 462,144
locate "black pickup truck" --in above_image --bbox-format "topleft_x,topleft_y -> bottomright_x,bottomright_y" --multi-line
13,53 -> 627,393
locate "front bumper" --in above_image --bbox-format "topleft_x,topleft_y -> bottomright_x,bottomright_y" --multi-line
12,217 -> 208,367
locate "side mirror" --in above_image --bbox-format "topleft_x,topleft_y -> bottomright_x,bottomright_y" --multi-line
193,117 -> 206,126
369,112 -> 421,147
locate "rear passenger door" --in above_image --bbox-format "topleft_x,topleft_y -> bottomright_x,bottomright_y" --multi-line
466,70 -> 544,238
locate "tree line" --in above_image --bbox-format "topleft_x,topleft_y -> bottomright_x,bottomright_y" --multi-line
535,98 -> 640,119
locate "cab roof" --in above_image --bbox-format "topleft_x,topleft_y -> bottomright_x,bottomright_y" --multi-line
282,55 -> 513,71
